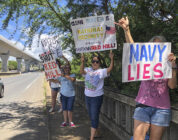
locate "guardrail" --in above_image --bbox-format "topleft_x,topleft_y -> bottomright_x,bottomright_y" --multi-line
75,81 -> 178,140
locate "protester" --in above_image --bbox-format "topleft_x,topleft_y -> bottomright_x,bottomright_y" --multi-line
115,17 -> 177,140
80,51 -> 114,140
49,55 -> 76,127
49,81 -> 62,113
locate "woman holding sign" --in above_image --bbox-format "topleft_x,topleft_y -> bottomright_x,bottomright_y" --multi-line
49,55 -> 76,127
80,51 -> 114,140
115,17 -> 177,140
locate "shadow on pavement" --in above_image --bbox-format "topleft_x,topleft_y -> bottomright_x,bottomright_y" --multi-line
47,97 -> 119,140
0,101 -> 48,140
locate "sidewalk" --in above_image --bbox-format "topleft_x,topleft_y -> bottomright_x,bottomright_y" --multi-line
45,83 -> 119,140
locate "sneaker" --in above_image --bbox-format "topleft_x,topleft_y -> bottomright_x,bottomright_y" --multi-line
70,122 -> 76,127
58,108 -> 62,113
60,122 -> 67,127
49,108 -> 54,113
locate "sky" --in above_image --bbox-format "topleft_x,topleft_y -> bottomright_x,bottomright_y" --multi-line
0,0 -> 72,61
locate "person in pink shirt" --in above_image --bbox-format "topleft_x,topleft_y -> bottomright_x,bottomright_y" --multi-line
115,17 -> 177,140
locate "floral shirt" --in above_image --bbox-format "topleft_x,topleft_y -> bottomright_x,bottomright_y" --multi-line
135,79 -> 170,109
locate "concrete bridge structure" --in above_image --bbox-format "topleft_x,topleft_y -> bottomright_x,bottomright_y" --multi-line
0,35 -> 40,72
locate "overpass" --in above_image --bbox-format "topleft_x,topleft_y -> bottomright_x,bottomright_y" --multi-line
0,35 -> 41,72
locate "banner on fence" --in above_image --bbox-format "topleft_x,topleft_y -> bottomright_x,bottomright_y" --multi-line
122,43 -> 172,82
41,36 -> 62,59
39,50 -> 61,80
70,14 -> 117,53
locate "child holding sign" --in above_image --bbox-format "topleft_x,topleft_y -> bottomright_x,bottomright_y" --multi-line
49,55 -> 76,127
115,17 -> 177,140
80,51 -> 114,140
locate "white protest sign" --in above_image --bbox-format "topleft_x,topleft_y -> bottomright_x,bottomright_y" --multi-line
122,43 -> 172,82
41,36 -> 62,59
70,14 -> 117,53
39,50 -> 61,80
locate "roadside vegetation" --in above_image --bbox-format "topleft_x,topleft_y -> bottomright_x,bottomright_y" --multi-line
0,61 -> 18,71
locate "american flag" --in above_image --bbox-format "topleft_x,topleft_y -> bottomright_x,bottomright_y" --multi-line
106,26 -> 116,34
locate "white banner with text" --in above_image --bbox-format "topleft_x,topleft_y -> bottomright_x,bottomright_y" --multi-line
41,36 -> 62,59
39,50 -> 61,80
122,43 -> 172,82
70,14 -> 117,53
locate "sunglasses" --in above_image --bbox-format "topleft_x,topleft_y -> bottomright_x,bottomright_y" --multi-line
92,60 -> 99,64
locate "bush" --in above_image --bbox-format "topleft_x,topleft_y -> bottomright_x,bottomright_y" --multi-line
8,61 -> 17,70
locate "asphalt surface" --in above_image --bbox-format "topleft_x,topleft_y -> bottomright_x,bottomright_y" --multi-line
0,72 -> 48,140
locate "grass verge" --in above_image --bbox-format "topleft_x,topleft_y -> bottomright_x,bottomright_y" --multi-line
43,78 -> 48,112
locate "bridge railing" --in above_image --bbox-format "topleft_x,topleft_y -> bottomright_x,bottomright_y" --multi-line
75,81 -> 178,140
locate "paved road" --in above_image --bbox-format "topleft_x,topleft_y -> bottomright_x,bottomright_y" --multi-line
0,72 -> 48,140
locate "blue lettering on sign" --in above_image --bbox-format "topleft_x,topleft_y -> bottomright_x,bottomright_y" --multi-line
158,45 -> 166,62
148,44 -> 156,61
140,45 -> 148,61
129,43 -> 167,63
130,44 -> 139,63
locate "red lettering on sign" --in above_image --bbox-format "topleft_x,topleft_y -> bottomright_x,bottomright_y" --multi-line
48,62 -> 52,69
91,45 -> 101,50
143,64 -> 150,79
128,65 -> 134,81
154,63 -> 163,78
51,62 -> 57,68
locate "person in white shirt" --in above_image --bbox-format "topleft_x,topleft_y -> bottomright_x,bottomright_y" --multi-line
80,51 -> 114,140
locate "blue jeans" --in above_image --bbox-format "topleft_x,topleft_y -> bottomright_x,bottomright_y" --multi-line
133,105 -> 171,126
85,95 -> 103,129
61,94 -> 75,111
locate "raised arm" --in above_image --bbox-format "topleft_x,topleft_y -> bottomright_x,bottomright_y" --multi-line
168,53 -> 177,89
114,17 -> 134,43
80,54 -> 86,75
107,51 -> 114,74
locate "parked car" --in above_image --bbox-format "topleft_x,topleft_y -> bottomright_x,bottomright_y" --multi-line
0,78 -> 4,98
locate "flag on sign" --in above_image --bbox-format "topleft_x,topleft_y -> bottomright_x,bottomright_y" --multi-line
106,26 -> 116,34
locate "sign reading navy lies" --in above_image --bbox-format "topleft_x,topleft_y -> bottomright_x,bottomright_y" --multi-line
122,43 -> 172,82
70,14 -> 117,53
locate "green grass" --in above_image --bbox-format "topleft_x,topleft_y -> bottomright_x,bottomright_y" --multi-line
43,78 -> 47,112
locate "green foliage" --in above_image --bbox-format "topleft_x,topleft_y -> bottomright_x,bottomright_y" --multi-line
170,87 -> 178,104
8,61 -> 17,70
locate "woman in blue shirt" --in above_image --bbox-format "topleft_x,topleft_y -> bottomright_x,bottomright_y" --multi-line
49,56 -> 76,127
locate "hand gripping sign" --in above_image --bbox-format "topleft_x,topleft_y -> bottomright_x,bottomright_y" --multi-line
122,43 -> 172,82
70,14 -> 117,53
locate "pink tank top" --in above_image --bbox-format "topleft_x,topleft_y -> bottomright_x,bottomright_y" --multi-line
135,79 -> 170,109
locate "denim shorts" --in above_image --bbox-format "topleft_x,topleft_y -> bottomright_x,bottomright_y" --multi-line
51,87 -> 60,92
61,94 -> 75,111
85,95 -> 103,129
133,105 -> 171,126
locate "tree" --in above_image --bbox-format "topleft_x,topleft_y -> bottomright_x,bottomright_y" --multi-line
8,61 -> 17,70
